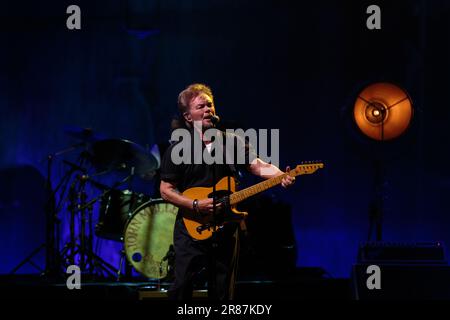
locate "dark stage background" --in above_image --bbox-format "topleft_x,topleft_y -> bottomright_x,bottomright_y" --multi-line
1,0 -> 449,279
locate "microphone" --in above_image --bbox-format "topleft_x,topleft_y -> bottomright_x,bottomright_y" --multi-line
210,114 -> 220,125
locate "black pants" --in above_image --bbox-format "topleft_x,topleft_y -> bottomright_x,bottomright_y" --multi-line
168,218 -> 239,300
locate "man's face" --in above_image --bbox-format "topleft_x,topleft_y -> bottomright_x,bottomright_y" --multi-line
185,93 -> 216,129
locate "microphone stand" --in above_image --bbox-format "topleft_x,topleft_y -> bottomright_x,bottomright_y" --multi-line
194,116 -> 224,298
209,120 -> 219,300
207,115 -> 228,299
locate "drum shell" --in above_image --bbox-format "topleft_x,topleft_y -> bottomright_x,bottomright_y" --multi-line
95,190 -> 147,241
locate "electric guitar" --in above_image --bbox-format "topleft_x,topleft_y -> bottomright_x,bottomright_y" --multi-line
182,162 -> 324,240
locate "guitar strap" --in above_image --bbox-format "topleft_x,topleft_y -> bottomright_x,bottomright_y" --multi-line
222,131 -> 241,186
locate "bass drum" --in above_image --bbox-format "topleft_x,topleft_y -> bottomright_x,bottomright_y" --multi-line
124,199 -> 178,279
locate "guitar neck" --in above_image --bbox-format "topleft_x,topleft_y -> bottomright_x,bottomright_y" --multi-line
229,173 -> 287,205
228,162 -> 324,205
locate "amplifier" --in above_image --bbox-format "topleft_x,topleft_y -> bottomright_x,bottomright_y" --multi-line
352,264 -> 450,300
357,241 -> 447,264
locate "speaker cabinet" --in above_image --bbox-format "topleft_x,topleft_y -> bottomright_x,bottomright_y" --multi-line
352,264 -> 450,300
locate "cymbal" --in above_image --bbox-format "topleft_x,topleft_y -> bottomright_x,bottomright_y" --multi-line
353,82 -> 413,141
89,139 -> 159,175
64,126 -> 106,143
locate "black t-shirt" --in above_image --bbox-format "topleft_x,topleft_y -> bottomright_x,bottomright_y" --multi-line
160,129 -> 257,192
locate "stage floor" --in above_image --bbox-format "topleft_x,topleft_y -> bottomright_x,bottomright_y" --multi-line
0,268 -> 352,300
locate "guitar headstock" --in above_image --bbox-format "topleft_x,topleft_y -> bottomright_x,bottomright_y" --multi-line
291,161 -> 324,176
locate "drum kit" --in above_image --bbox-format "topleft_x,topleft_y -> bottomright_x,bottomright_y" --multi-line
46,127 -> 178,281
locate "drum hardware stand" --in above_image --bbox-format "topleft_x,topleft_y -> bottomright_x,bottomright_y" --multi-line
75,171 -> 136,280
116,166 -> 137,282
79,176 -> 88,269
9,146 -> 83,278
59,155 -> 90,266
75,202 -> 119,279
63,175 -> 124,279
83,199 -> 118,278
116,249 -> 133,282
59,174 -> 83,268
68,177 -> 78,266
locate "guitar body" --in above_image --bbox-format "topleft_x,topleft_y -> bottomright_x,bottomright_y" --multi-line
182,176 -> 248,240
181,162 -> 324,240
